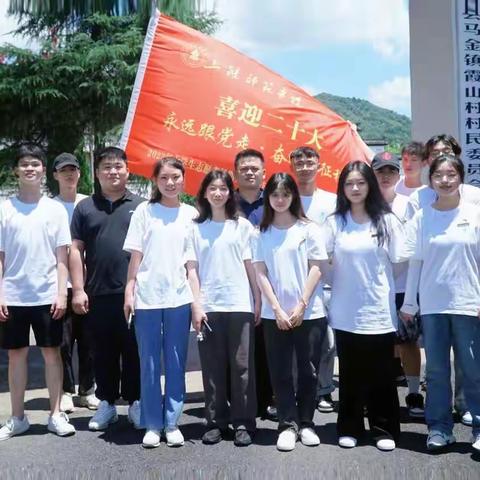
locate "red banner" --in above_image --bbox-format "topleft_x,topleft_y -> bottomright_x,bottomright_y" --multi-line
120,11 -> 373,194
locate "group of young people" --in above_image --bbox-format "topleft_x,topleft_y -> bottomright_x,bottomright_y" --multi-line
0,136 -> 478,456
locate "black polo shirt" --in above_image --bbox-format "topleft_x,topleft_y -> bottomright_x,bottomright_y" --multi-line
71,190 -> 144,297
235,189 -> 264,226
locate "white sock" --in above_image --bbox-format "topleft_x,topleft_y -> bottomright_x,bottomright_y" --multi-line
407,376 -> 420,394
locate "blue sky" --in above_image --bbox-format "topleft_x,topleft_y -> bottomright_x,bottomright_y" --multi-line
206,0 -> 411,117
0,0 -> 411,116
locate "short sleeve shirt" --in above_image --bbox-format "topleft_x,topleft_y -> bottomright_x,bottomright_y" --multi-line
252,221 -> 328,320
70,190 -> 144,296
123,202 -> 197,309
185,217 -> 254,313
0,196 -> 71,306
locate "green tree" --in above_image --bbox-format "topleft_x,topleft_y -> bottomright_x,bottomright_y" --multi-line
1,2 -> 220,192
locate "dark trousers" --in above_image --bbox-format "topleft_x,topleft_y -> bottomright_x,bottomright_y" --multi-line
263,318 -> 327,432
336,330 -> 400,442
87,294 -> 140,404
198,312 -> 257,431
61,289 -> 95,395
255,322 -> 274,416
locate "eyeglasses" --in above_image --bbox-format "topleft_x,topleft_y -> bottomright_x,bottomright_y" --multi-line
430,148 -> 454,159
431,172 -> 459,182
238,166 -> 261,175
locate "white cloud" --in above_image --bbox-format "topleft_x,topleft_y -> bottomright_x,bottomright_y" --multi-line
0,2 -> 35,49
206,0 -> 409,59
298,83 -> 321,96
368,76 -> 411,115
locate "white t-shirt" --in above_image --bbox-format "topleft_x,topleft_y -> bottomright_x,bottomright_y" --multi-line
123,202 -> 197,309
405,203 -> 480,317
301,188 -> 337,295
301,189 -> 337,225
325,212 -> 406,334
406,183 -> 480,220
394,177 -> 420,197
252,220 -> 327,320
53,194 -> 88,223
0,196 -> 71,306
185,217 -> 254,313
54,194 -> 88,288
390,194 -> 410,293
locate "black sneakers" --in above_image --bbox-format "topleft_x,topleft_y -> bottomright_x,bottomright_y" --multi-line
202,427 -> 223,444
405,393 -> 425,418
234,428 -> 253,447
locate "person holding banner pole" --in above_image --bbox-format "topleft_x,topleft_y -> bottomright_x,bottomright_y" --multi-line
123,157 -> 196,448
186,169 -> 258,447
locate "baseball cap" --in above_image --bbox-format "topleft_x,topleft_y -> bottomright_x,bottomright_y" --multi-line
371,151 -> 400,171
53,153 -> 80,171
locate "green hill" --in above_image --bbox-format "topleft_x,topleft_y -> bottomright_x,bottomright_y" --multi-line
315,92 -> 411,146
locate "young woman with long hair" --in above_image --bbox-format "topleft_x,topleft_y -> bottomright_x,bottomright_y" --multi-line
186,169 -> 259,447
123,157 -> 197,448
325,160 -> 406,451
401,154 -> 480,453
252,172 -> 328,452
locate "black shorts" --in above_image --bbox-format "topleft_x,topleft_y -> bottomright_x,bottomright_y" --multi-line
0,305 -> 63,349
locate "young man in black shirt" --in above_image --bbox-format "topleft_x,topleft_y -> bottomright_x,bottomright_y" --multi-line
70,147 -> 143,431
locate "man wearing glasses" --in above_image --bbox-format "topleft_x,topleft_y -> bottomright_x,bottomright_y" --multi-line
289,146 -> 337,415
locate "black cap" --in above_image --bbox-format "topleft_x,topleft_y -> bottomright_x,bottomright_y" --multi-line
371,151 -> 400,171
53,153 -> 80,171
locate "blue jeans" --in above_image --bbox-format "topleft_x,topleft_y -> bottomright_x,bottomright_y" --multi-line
421,313 -> 480,436
134,304 -> 191,430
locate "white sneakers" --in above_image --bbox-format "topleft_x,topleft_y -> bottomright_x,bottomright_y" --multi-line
299,427 -> 320,446
165,427 -> 184,447
48,412 -> 76,436
472,434 -> 480,452
88,400 -> 142,431
60,393 -> 75,414
276,428 -> 320,451
338,436 -> 357,448
142,429 -> 161,448
0,415 -> 30,441
338,436 -> 395,450
88,400 -> 118,431
128,400 -> 141,429
0,413 -> 75,440
376,438 -> 395,451
462,411 -> 473,426
426,430 -> 456,450
141,427 -> 184,448
277,429 -> 297,451
61,391 -> 100,412
78,392 -> 100,410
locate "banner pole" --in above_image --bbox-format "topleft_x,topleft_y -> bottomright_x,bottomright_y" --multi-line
150,0 -> 157,16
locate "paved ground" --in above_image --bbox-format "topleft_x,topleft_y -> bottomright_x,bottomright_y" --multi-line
1,347 -> 479,479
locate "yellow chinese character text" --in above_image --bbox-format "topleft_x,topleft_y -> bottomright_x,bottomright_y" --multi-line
217,127 -> 234,148
180,119 -> 197,136
271,144 -> 289,164
238,103 -> 263,127
216,96 -> 240,120
163,112 -> 179,132
198,123 -> 216,141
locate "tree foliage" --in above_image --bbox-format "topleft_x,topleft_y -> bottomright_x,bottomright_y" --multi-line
1,2 -> 220,191
315,92 -> 412,147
